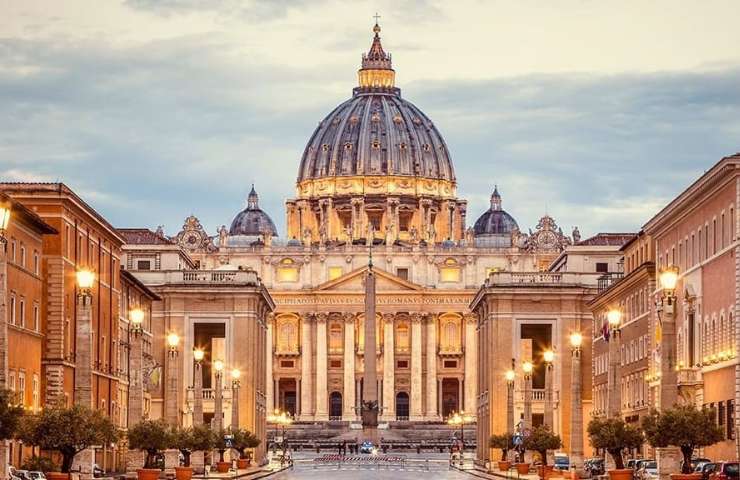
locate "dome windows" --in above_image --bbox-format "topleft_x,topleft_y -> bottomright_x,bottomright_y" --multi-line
393,115 -> 403,124
372,139 -> 381,150
344,142 -> 353,150
322,144 -> 330,152
371,112 -> 381,122
423,144 -> 431,152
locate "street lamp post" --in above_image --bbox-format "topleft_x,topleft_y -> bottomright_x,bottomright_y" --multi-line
192,348 -> 205,425
231,369 -> 241,429
448,410 -> 474,465
268,409 -> 293,460
658,265 -> 679,410
607,308 -> 622,418
522,361 -> 533,429
128,308 -> 145,425
506,367 -> 516,462
74,268 -> 95,408
569,332 -> 584,472
213,359 -> 224,431
165,333 -> 180,426
0,203 -> 11,480
543,349 -> 555,429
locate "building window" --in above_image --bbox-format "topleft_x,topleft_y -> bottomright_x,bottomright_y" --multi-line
439,258 -> 461,282
33,304 -> 39,331
136,260 -> 151,270
33,251 -> 39,275
9,295 -> 16,325
11,239 -> 16,263
18,372 -> 25,406
32,374 -> 39,412
595,262 -> 609,273
396,267 -> 409,280
328,266 -> 343,281
20,244 -> 26,267
443,360 -> 457,368
277,258 -> 299,283
330,360 -> 342,368
396,360 -> 409,369
19,299 -> 25,328
728,400 -> 735,440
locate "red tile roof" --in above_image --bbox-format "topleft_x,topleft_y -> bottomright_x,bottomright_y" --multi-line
118,228 -> 174,245
576,233 -> 636,247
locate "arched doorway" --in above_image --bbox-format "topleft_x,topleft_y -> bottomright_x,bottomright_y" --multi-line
442,378 -> 459,417
395,392 -> 409,420
329,391 -> 343,419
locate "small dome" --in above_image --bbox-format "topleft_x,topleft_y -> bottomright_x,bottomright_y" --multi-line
474,186 -> 519,236
229,186 -> 278,237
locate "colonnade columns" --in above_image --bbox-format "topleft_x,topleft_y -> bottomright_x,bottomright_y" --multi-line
464,313 -> 478,413
343,313 -> 356,421
299,314 -> 313,420
382,313 -> 395,420
266,316 -> 274,415
314,313 -> 328,420
425,315 -> 438,419
410,313 -> 423,420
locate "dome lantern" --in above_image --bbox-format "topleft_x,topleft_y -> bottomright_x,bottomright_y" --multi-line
357,21 -> 396,93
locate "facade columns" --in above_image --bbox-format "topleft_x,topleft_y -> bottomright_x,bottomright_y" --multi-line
314,313 -> 328,420
464,313 -> 477,413
266,317 -> 273,415
300,314 -> 312,419
410,313 -> 423,420
343,313 -> 356,420
382,313 -> 395,420
426,315 -> 438,418
570,344 -> 584,470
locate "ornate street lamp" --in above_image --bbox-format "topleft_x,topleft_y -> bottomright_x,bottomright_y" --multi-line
607,307 -> 622,417
657,265 -> 680,410
505,367 -> 516,438
74,268 -> 95,407
543,349 -> 555,428
128,307 -> 145,427
214,359 -> 224,430
129,308 -> 144,336
231,368 -> 241,429
192,348 -> 205,426
0,203 -> 10,241
522,361 -> 533,429
569,332 -> 584,472
447,410 -> 474,465
165,332 -> 180,426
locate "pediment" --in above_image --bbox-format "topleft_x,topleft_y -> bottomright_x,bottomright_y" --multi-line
316,266 -> 423,292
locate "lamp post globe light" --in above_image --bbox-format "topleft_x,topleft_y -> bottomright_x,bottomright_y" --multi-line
569,332 -> 584,472
543,349 -> 555,428
192,348 -> 205,427
165,332 -> 180,427
607,307 -> 622,418
129,308 -> 144,336
74,268 -> 95,408
522,361 -> 533,429
505,367 -> 516,441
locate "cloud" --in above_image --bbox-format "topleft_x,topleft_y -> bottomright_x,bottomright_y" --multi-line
0,14 -> 738,240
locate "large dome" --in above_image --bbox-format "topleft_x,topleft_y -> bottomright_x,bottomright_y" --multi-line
296,24 -> 455,184
229,186 -> 278,237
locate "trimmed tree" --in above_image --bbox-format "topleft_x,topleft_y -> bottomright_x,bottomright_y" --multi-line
522,426 -> 562,466
587,417 -> 643,470
0,388 -> 24,442
128,419 -> 172,470
171,425 -> 213,467
231,429 -> 260,461
642,405 -> 724,474
489,433 -> 513,461
32,404 -> 119,473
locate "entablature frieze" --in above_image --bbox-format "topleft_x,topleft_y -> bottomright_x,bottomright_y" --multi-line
272,293 -> 474,307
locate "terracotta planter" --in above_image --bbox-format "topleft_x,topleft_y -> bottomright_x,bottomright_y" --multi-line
175,467 -> 193,480
237,458 -> 250,469
498,461 -> 512,471
671,475 -> 702,480
538,465 -> 555,479
46,473 -> 70,480
216,461 -> 231,473
608,469 -> 634,480
516,463 -> 531,475
137,469 -> 161,480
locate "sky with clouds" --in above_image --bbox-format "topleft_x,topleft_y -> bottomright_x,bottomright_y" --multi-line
2,0 -> 740,239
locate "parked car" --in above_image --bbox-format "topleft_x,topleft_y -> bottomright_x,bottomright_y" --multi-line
26,472 -> 46,480
685,458 -> 713,472
585,458 -> 605,477
709,462 -> 739,480
92,465 -> 104,478
627,459 -> 642,470
359,441 -> 375,454
696,462 -> 718,480
637,460 -> 658,480
554,454 -> 570,471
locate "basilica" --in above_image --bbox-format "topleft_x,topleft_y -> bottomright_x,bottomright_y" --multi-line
121,21 -> 581,432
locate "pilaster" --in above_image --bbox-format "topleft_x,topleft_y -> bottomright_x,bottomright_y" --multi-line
343,313 -> 356,420
426,314 -> 438,418
410,312 -> 423,420
300,314 -> 313,420
382,313 -> 395,420
464,313 -> 477,413
314,313 -> 328,420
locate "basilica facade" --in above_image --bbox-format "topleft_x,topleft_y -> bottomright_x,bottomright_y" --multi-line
122,22 -> 578,428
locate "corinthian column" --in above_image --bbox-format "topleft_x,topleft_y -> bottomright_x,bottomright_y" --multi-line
314,313 -> 328,420
426,315 -> 438,419
343,313 -> 356,421
410,313 -> 423,420
464,313 -> 478,413
300,314 -> 313,420
382,313 -> 395,420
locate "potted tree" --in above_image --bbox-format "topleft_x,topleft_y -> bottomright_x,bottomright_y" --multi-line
0,388 -> 23,441
212,429 -> 232,473
31,404 -> 118,480
231,429 -> 261,469
587,417 -> 643,480
171,425 -> 213,480
522,425 -> 562,479
489,433 -> 513,471
128,419 -> 172,480
642,405 -> 724,480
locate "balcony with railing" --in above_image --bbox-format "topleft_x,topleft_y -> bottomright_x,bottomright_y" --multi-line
486,271 -> 603,287
597,272 -> 624,293
185,387 -> 232,413
130,269 -> 262,286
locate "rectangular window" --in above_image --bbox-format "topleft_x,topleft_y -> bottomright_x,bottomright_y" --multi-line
396,267 -> 409,280
328,266 -> 343,281
10,296 -> 16,325
33,251 -> 39,275
719,402 -> 727,438
11,239 -> 16,263
439,267 -> 461,282
33,304 -> 39,331
19,299 -> 25,328
330,360 -> 342,368
443,360 -> 457,368
20,245 -> 26,267
279,360 -> 294,368
396,360 -> 409,369
136,260 -> 151,270
728,400 -> 735,440
32,375 -> 39,412
18,372 -> 25,406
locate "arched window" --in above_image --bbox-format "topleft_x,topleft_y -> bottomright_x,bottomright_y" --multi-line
329,322 -> 343,353
395,321 -> 410,353
329,392 -> 342,419
395,392 -> 410,420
